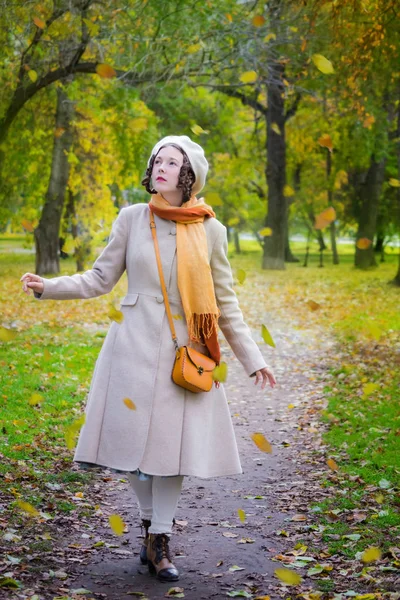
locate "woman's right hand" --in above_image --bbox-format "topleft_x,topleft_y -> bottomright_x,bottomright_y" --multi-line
20,273 -> 44,296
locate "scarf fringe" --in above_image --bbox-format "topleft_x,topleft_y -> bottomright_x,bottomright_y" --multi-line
188,313 -> 219,344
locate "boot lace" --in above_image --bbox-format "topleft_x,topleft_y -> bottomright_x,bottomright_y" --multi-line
154,533 -> 172,562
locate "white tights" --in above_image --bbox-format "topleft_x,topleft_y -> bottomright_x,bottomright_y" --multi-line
128,473 -> 184,534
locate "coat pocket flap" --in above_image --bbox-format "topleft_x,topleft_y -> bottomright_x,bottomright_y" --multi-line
120,293 -> 139,306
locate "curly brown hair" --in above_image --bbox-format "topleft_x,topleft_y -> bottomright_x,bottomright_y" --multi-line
141,144 -> 196,203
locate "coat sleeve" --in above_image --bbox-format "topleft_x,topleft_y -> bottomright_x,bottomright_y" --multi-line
210,224 -> 268,377
34,208 -> 128,301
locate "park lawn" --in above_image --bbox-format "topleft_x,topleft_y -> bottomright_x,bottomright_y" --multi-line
1,242 -> 399,558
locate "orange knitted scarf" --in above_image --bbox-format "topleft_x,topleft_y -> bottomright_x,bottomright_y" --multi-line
149,193 -> 220,364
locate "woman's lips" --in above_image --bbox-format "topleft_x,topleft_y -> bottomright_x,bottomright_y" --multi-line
156,177 -> 166,181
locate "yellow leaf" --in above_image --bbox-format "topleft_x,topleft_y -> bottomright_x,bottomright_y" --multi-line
264,33 -> 276,42
28,393 -> 43,406
54,127 -> 66,138
307,300 -> 321,311
361,547 -> 381,563
388,178 -> 400,187
191,124 -> 209,136
65,415 -> 86,450
261,324 -> 275,348
327,458 -> 339,471
238,509 -> 246,522
205,192 -> 223,206
225,13 -> 233,22
312,54 -> 334,74
21,218 -> 35,232
96,63 -> 117,78
28,70 -> 38,83
251,432 -> 272,454
43,348 -> 51,361
108,305 -> 124,323
362,383 -> 379,397
109,514 -> 125,536
187,43 -> 202,53
16,500 -> 40,517
271,122 -> 281,135
75,492 -> 84,498
288,403 -> 295,409
284,185 -> 295,197
301,38 -> 307,52
0,327 -> 18,342
274,567 -> 302,585
366,322 -> 382,341
356,238 -> 372,250
172,314 -> 183,320
334,170 -> 348,190
228,217 -> 240,227
237,269 -> 246,285
33,16 -> 46,29
123,397 -> 136,410
240,71 -> 258,84
321,207 -> 336,222
318,134 -> 333,151
259,227 -> 272,237
363,115 -> 375,129
252,15 -> 266,27
213,362 -> 228,383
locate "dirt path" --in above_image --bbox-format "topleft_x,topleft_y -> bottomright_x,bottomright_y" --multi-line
45,322 -> 333,600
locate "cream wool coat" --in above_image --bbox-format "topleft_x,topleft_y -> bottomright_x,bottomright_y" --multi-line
36,204 -> 268,478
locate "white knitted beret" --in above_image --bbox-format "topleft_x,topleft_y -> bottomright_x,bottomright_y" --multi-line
148,135 -> 209,196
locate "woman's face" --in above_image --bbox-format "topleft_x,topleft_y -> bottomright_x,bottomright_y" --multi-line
151,145 -> 184,194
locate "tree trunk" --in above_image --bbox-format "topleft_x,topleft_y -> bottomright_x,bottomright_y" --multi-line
262,72 -> 286,270
326,149 -> 339,264
234,229 -> 241,254
354,156 -> 386,269
34,87 -> 73,275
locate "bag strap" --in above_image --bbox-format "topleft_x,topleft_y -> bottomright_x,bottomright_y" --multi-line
149,209 -> 179,351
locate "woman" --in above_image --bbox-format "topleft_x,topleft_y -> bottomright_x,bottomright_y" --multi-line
21,135 -> 276,583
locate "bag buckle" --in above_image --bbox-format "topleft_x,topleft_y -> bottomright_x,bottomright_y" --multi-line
197,366 -> 204,375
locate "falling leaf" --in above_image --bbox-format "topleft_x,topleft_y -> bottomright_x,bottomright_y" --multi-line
237,269 -> 246,285
21,218 -> 35,232
251,432 -> 272,454
123,398 -> 136,410
361,547 -> 381,563
284,185 -> 295,197
366,322 -> 382,341
356,238 -> 372,250
237,509 -> 246,522
109,514 -> 125,536
274,568 -> 302,585
388,178 -> 400,187
362,383 -> 379,397
264,33 -> 276,42
363,115 -> 375,129
187,43 -> 202,53
191,124 -> 209,136
229,565 -> 245,572
314,215 -> 330,230
307,300 -> 321,311
312,54 -> 334,74
252,15 -> 265,27
228,217 -> 240,227
315,207 -> 336,230
28,393 -> 43,406
213,362 -> 228,382
301,38 -> 307,52
271,122 -> 281,135
261,324 -> 275,348
33,16 -> 46,29
240,71 -> 258,84
16,500 -> 39,517
172,314 -> 183,320
108,305 -> 123,323
327,458 -> 339,471
54,127 -> 66,138
206,192 -> 223,206
0,327 -> 17,342
65,414 -> 86,450
28,70 -> 38,82
288,403 -> 295,409
318,134 -> 333,151
96,63 -> 117,78
259,227 -> 272,237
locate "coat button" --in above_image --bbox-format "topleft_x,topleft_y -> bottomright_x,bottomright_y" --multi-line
156,295 -> 164,303
170,225 -> 177,235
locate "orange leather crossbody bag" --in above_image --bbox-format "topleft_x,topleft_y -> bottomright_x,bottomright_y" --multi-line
150,211 -> 216,393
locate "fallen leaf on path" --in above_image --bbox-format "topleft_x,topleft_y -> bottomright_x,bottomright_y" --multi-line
275,568 -> 302,585
327,458 -> 339,471
361,547 -> 381,563
166,588 -> 184,597
251,432 -> 272,453
223,532 -> 239,538
229,565 -> 245,572
237,509 -> 246,522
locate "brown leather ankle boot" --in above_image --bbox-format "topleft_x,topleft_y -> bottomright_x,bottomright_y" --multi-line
139,519 -> 151,565
147,533 -> 179,582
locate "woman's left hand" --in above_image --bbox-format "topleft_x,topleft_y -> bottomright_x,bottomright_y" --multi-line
254,367 -> 276,390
